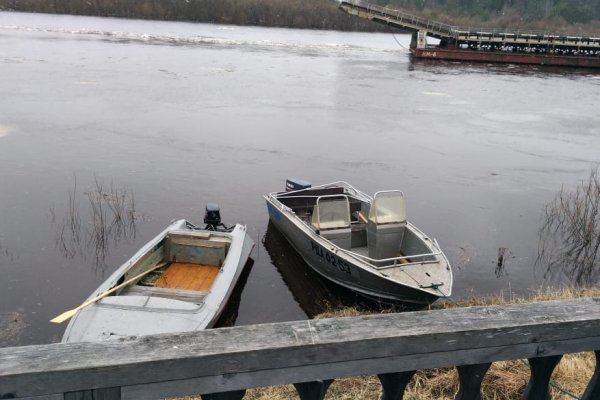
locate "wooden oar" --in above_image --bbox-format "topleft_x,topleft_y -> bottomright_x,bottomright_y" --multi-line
356,211 -> 369,224
50,261 -> 168,324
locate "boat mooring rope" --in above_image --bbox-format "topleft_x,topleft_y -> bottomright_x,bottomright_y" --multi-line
519,359 -> 581,399
392,34 -> 414,54
433,286 -> 458,307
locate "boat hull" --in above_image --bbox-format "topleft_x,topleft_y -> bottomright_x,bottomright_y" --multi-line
62,220 -> 254,342
266,200 -> 440,305
414,47 -> 600,68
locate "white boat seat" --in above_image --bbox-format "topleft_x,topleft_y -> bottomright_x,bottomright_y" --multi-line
320,227 -> 352,250
367,191 -> 407,259
367,221 -> 406,259
311,197 -> 351,249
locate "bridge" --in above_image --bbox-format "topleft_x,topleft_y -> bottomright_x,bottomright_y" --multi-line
2,298 -> 600,399
339,0 -> 600,66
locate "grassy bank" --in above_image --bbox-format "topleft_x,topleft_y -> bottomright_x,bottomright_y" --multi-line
190,287 -> 599,400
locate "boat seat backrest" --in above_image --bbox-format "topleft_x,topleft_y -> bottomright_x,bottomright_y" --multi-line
166,234 -> 229,267
311,196 -> 351,250
368,191 -> 406,225
311,197 -> 351,231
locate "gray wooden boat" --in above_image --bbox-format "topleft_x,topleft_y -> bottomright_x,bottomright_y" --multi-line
265,180 -> 452,305
62,218 -> 254,342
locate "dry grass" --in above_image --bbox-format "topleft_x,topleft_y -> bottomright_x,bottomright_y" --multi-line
229,354 -> 594,400
244,376 -> 384,400
313,305 -> 364,319
434,287 -> 600,309
177,287 -> 600,400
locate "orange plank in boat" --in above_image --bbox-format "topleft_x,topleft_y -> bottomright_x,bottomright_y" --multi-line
154,262 -> 220,291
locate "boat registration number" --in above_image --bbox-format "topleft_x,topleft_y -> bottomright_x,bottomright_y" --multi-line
310,241 -> 351,275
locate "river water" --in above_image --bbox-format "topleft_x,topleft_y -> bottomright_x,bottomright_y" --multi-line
1,11 -> 599,346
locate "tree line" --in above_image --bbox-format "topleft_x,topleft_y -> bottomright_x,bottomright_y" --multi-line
380,0 -> 600,24
0,0 -> 386,31
0,0 -> 598,30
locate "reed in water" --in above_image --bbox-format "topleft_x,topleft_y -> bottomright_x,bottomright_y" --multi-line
537,167 -> 600,287
50,175 -> 140,269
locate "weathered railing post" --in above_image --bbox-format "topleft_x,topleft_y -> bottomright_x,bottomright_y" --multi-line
293,380 -> 334,400
521,355 -> 563,400
378,371 -> 416,400
582,350 -> 600,400
455,363 -> 492,400
64,387 -> 121,400
200,390 -> 246,400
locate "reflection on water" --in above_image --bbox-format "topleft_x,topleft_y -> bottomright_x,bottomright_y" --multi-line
0,124 -> 14,138
409,57 -> 600,78
537,167 -> 600,286
262,222 -> 347,316
215,259 -> 254,328
495,247 -> 511,278
50,176 -> 141,270
453,244 -> 475,271
0,239 -> 16,262
0,312 -> 26,347
262,222 -> 423,315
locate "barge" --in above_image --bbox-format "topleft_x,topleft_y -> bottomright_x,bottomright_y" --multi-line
339,0 -> 600,68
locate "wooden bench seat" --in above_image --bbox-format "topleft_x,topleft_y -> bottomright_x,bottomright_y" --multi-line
123,285 -> 207,303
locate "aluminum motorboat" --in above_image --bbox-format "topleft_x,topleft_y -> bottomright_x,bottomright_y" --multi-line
61,208 -> 254,342
265,180 -> 452,305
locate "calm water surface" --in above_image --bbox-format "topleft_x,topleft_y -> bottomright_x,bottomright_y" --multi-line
1,11 -> 599,346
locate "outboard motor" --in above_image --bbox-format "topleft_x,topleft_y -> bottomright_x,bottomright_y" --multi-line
286,178 -> 311,192
204,203 -> 227,231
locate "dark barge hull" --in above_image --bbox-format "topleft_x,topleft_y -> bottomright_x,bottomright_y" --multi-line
414,47 -> 600,68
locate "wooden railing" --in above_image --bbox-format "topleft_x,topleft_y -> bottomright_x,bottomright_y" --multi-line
2,298 -> 600,399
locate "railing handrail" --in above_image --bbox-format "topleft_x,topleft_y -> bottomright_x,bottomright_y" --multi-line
341,0 -> 454,35
2,298 -> 600,399
340,0 -> 600,42
345,246 -> 443,266
271,180 -> 373,203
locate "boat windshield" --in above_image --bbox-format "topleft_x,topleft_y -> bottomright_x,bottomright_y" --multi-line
368,191 -> 406,224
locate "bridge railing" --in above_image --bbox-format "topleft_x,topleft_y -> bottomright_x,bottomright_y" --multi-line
2,298 -> 600,399
340,0 -> 600,44
340,0 -> 454,36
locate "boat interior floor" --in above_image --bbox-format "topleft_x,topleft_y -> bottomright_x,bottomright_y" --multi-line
351,246 -> 369,257
120,262 -> 220,304
155,262 -> 220,291
350,246 -> 409,264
